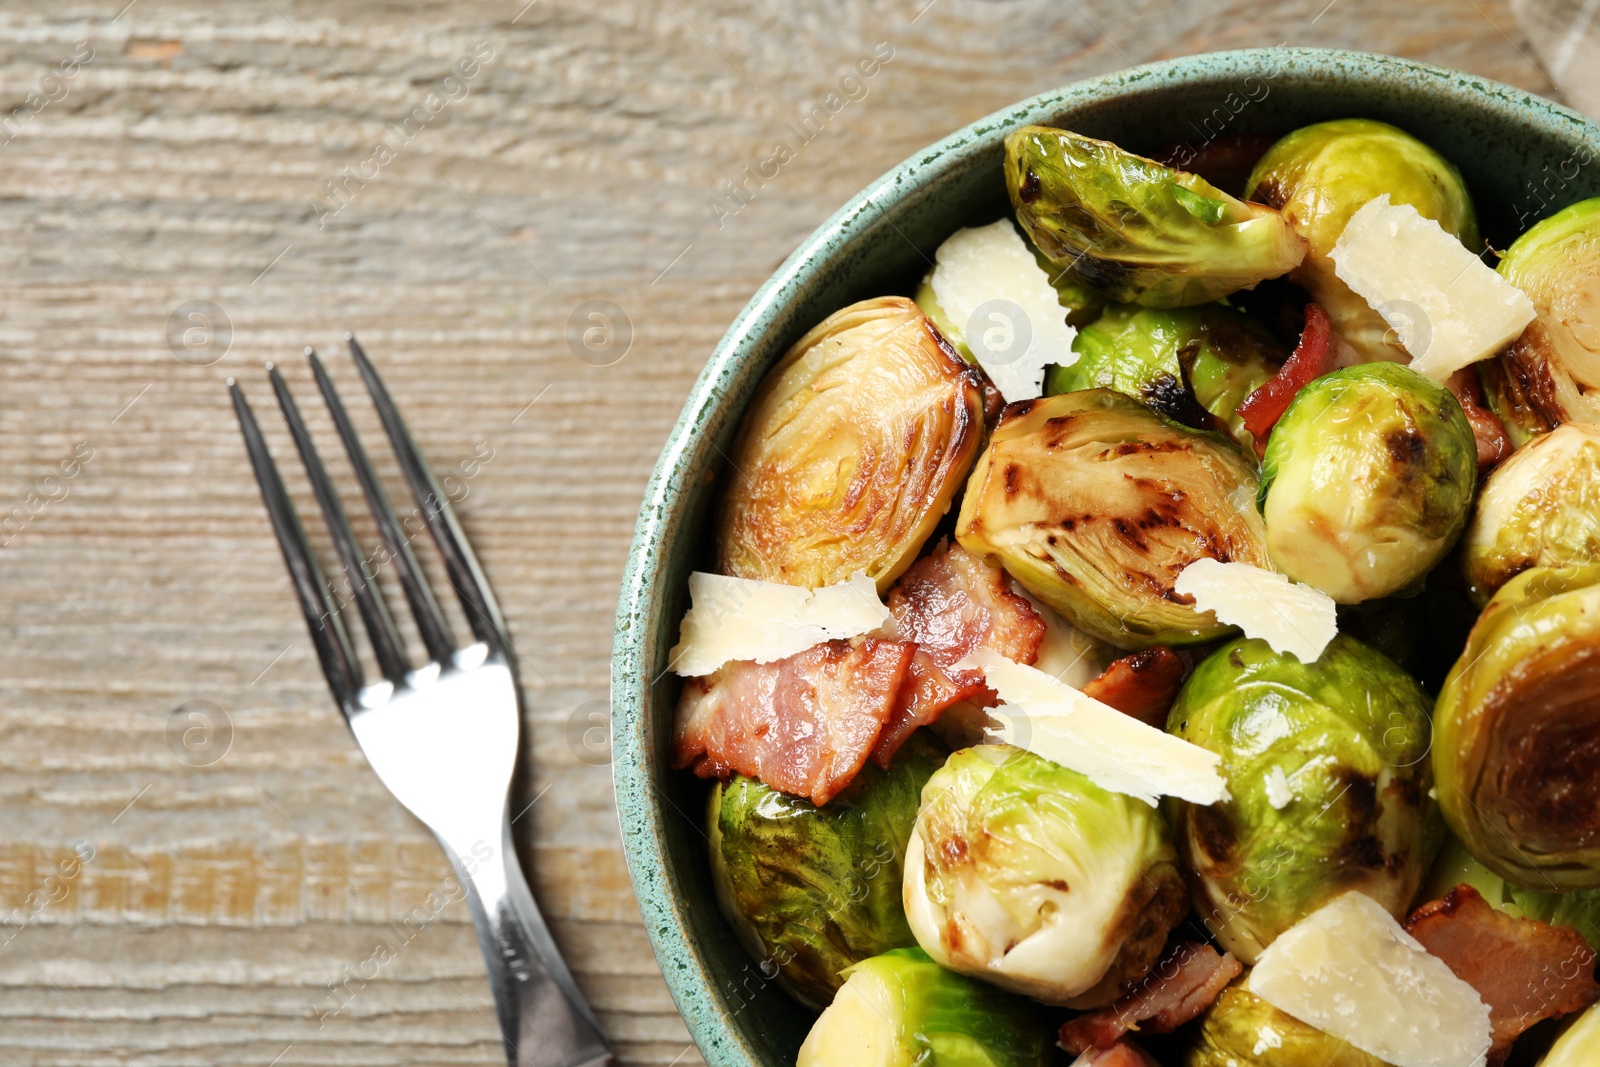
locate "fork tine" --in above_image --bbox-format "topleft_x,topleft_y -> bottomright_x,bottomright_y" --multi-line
346,334 -> 508,649
308,349 -> 457,667
229,378 -> 363,703
269,359 -> 411,685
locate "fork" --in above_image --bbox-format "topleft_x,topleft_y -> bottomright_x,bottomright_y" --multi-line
229,337 -> 614,1067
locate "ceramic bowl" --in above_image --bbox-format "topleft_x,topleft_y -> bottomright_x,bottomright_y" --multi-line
612,47 -> 1600,1067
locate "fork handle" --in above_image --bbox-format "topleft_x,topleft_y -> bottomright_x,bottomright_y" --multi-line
443,817 -> 615,1067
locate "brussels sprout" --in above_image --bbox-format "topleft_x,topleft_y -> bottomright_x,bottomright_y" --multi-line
1542,1002 -> 1600,1066
1046,304 -> 1285,449
1244,118 -> 1480,363
717,296 -> 984,592
955,389 -> 1271,649
708,735 -> 943,1009
1185,976 -> 1388,1067
1166,635 -> 1440,962
1434,564 -> 1600,889
1259,362 -> 1478,603
1482,197 -> 1600,445
1006,126 -> 1306,308
903,744 -> 1188,1007
1461,422 -> 1600,605
797,947 -> 1052,1067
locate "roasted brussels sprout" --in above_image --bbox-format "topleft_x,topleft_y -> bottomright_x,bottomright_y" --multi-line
1185,976 -> 1387,1067
955,389 -> 1271,649
1046,304 -> 1285,449
1483,197 -> 1600,445
1435,564 -> 1600,889
1542,1002 -> 1600,1067
1259,362 -> 1478,603
797,947 -> 1052,1067
708,736 -> 943,1009
903,744 -> 1188,1007
1166,635 -> 1440,962
1244,118 -> 1480,363
1461,422 -> 1600,605
1006,126 -> 1305,307
717,296 -> 984,592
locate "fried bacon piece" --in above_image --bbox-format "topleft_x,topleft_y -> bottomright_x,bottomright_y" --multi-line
1446,368 -> 1513,472
672,637 -> 916,805
1060,941 -> 1242,1055
1405,884 -> 1599,1062
1068,1043 -> 1162,1067
1081,646 -> 1186,728
1237,303 -> 1335,456
872,541 -> 1045,765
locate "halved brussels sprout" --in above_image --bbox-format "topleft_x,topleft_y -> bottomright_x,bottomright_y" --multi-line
707,735 -> 943,1009
1543,1002 -> 1600,1067
1166,636 -> 1440,963
1435,564 -> 1600,889
1006,126 -> 1305,307
717,296 -> 984,592
1481,197 -> 1600,445
1046,304 -> 1285,449
955,389 -> 1270,649
1244,118 -> 1480,363
1461,422 -> 1600,605
1185,976 -> 1387,1067
1260,362 -> 1478,603
904,744 -> 1188,1007
797,947 -> 1051,1067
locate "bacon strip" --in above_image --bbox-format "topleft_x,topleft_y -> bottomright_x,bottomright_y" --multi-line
873,541 -> 1045,766
1059,942 -> 1242,1054
1405,884 -> 1599,1062
1446,368 -> 1513,472
1067,1043 -> 1162,1067
1081,646 -> 1186,729
672,637 -> 915,805
1237,303 -> 1335,456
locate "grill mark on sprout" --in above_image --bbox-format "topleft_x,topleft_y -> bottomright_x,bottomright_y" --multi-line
1019,168 -> 1042,204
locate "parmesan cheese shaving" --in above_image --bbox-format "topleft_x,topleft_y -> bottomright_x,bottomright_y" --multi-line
1264,766 -> 1294,810
960,648 -> 1228,807
669,571 -> 890,677
1173,559 -> 1337,663
1249,891 -> 1492,1067
929,219 -> 1077,404
1330,195 -> 1535,380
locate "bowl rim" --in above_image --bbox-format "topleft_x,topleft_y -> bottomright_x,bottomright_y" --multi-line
611,45 -> 1598,1067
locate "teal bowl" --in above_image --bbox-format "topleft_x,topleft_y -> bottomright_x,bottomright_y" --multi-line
612,47 -> 1600,1067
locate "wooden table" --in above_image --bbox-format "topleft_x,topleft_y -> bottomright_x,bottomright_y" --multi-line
0,2 -> 1555,1063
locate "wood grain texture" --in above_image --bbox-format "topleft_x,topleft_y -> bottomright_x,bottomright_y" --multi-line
0,1 -> 1553,1064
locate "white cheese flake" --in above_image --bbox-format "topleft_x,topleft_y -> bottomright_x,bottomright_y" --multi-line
668,571 -> 890,677
1174,559 -> 1337,663
1251,1027 -> 1283,1056
929,219 -> 1077,404
1250,891 -> 1492,1067
958,648 -> 1228,807
1330,195 -> 1535,380
1264,766 -> 1295,810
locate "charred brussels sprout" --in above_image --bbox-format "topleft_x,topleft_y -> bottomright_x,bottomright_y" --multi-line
1461,422 -> 1600,605
708,736 -> 943,1009
1245,118 -> 1480,363
1186,976 -> 1387,1067
956,389 -> 1271,649
1434,564 -> 1600,889
797,947 -> 1052,1067
1482,197 -> 1600,444
1260,362 -> 1477,603
1046,304 -> 1285,450
717,296 -> 984,592
1166,636 -> 1440,963
1005,126 -> 1305,307
903,744 -> 1188,1007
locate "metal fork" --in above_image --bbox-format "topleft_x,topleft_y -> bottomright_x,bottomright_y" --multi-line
229,337 -> 614,1067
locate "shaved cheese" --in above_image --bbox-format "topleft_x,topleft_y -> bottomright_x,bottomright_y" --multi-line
1264,766 -> 1294,810
669,571 -> 890,677
929,219 -> 1077,404
1250,892 -> 1492,1067
960,648 -> 1228,807
1330,195 -> 1535,380
1173,559 -> 1337,663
